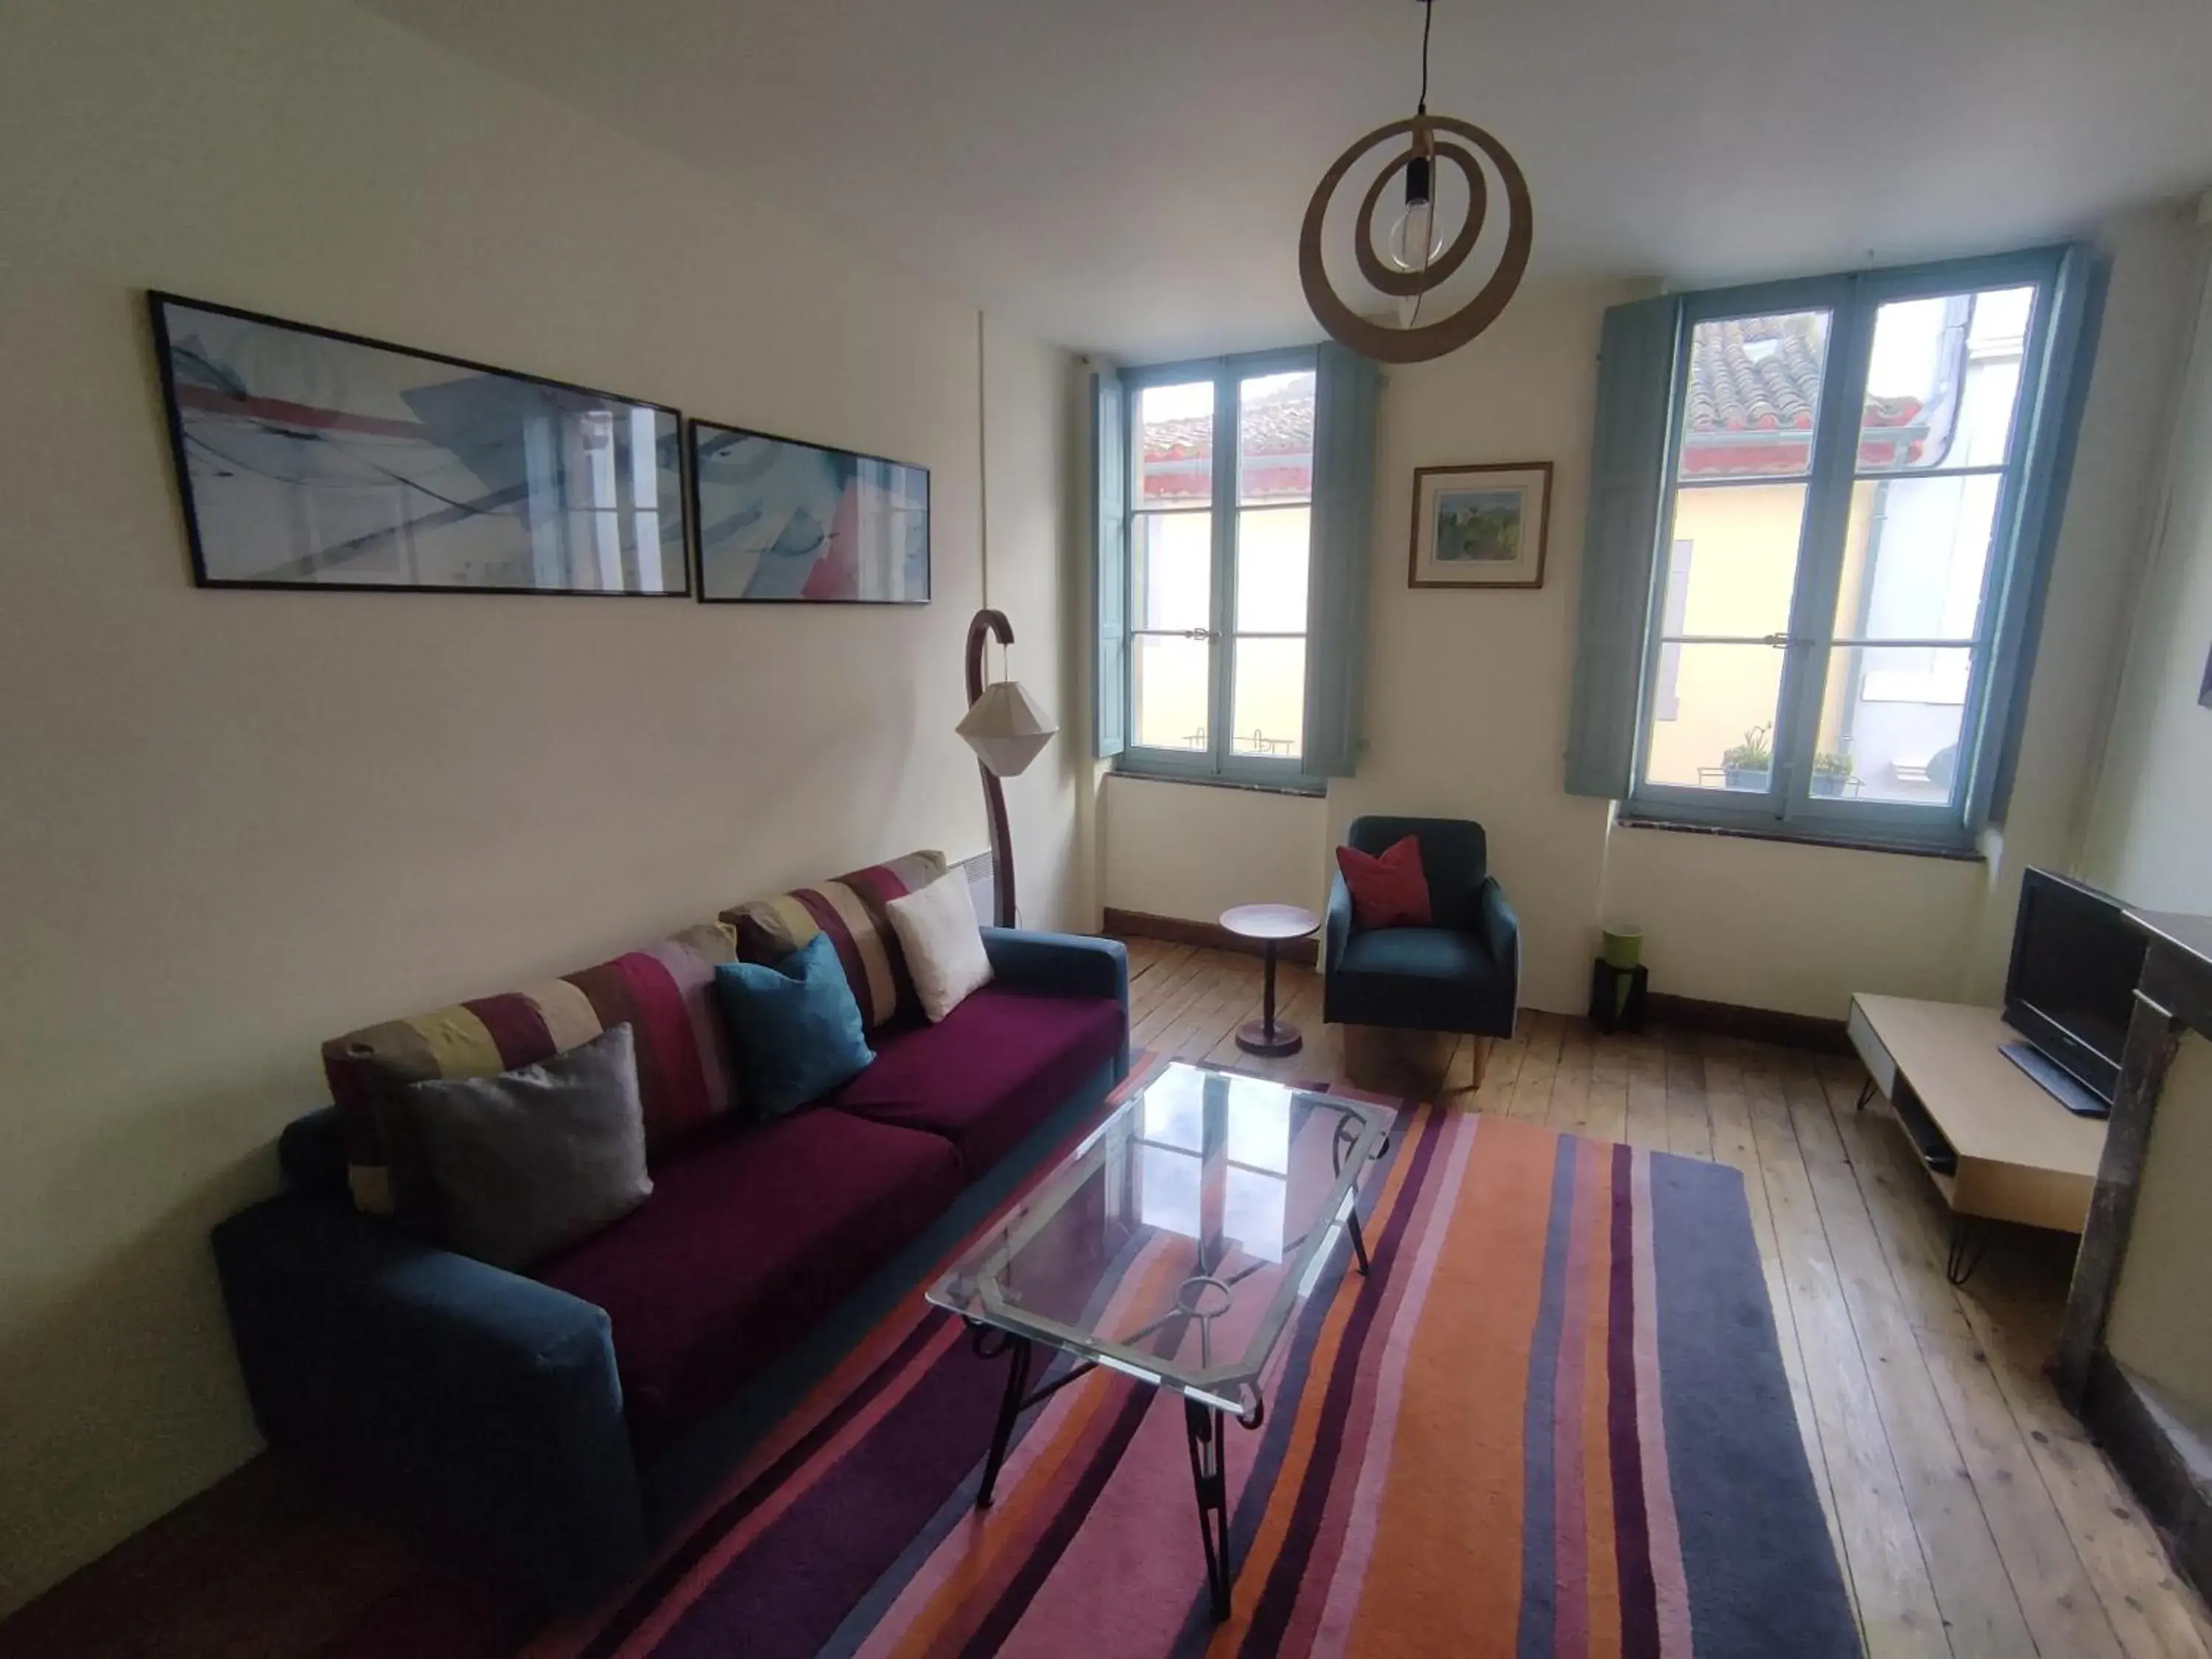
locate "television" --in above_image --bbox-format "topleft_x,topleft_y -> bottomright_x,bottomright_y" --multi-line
2000,868 -> 2146,1115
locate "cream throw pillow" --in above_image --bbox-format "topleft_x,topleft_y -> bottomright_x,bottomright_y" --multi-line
886,868 -> 995,1023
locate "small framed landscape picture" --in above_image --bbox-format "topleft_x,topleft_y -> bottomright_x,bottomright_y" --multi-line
1408,461 -> 1553,589
689,420 -> 930,604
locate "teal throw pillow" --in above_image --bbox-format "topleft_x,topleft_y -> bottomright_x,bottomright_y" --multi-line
714,933 -> 874,1119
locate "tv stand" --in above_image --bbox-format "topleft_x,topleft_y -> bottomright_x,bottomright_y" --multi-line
1846,995 -> 2110,1284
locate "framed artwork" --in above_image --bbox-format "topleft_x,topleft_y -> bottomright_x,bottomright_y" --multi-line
148,293 -> 687,597
689,420 -> 930,604
1408,461 -> 1554,589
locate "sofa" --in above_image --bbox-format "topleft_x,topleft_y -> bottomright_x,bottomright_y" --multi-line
211,852 -> 1128,1606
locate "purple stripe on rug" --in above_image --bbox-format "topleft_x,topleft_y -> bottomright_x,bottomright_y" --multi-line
1647,1154 -> 1858,1657
1514,1134 -> 1579,1658
1233,1105 -> 1451,1659
651,1332 -> 1008,1659
577,1310 -> 951,1659
1609,1144 -> 1660,1659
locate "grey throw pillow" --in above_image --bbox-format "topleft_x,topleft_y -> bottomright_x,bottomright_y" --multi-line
401,1022 -> 652,1270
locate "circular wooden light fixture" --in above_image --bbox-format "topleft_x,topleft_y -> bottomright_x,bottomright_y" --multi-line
1299,1 -> 1533,364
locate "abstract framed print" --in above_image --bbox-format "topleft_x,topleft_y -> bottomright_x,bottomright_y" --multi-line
148,293 -> 687,596
1408,460 -> 1554,589
689,420 -> 930,605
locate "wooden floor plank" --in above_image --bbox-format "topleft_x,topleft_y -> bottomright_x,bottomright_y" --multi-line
1623,1029 -> 1670,1149
1545,1015 -> 1595,1135
1776,1053 -> 2034,1658
1662,1026 -> 1714,1161
1742,1041 -> 1948,1658
1584,1029 -> 1631,1143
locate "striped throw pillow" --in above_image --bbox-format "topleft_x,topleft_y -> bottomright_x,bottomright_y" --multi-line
719,850 -> 950,1032
322,920 -> 739,1225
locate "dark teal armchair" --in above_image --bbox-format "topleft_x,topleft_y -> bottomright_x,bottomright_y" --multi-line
1323,816 -> 1520,1039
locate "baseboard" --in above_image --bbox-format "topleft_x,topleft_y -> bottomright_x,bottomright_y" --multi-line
2083,1349 -> 2212,1606
1644,992 -> 1853,1056
1103,907 -> 1320,968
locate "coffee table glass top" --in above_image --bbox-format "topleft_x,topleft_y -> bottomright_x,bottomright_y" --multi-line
928,1062 -> 1391,1415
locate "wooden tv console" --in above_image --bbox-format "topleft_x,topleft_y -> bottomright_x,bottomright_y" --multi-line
1846,994 -> 2109,1284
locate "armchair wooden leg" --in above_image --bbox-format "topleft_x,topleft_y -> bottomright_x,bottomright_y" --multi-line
1467,1037 -> 1491,1091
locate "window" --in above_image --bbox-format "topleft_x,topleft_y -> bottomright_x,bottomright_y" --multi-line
1121,349 -> 1318,786
1627,250 -> 2078,850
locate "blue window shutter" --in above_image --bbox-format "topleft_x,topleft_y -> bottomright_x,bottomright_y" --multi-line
1093,368 -> 1127,758
1564,294 -> 1683,799
1976,242 -> 2104,828
1303,341 -> 1380,778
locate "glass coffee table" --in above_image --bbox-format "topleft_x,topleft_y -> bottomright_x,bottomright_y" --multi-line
928,1061 -> 1391,1619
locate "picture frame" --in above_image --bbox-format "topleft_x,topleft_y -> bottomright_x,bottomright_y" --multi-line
147,293 -> 689,597
1408,460 -> 1554,589
689,419 -> 931,605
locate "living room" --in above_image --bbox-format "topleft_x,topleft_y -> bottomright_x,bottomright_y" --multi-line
4,0 -> 2212,1655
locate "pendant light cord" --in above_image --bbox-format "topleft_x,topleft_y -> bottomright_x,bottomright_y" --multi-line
1416,0 -> 1433,115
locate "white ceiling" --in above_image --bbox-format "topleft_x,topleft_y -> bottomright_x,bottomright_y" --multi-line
360,0 -> 2212,361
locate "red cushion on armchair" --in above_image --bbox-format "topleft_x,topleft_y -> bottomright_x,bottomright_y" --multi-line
1335,834 -> 1433,930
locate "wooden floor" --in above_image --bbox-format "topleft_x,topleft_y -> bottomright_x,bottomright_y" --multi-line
7,940 -> 2211,1659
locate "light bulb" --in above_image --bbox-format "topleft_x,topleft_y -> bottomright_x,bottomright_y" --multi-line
1388,198 -> 1438,274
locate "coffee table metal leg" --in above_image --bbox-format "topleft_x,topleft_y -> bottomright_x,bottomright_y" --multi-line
1184,1397 -> 1233,1620
975,1333 -> 1032,1508
1346,1208 -> 1372,1279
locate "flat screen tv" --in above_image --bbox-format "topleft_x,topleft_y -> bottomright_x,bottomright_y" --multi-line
2001,868 -> 2146,1112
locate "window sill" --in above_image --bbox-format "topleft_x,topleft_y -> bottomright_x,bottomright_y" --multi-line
1613,813 -> 1985,863
1109,767 -> 1325,800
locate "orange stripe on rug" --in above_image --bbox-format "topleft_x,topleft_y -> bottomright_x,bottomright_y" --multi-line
1347,1112 -> 1562,1659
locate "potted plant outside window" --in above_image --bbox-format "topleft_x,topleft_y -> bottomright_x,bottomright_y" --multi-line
1720,726 -> 1773,792
1811,750 -> 1857,798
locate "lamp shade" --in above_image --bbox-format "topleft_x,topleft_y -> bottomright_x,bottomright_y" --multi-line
957,678 -> 1057,777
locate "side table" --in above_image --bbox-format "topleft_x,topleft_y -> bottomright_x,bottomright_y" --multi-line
1220,902 -> 1321,1057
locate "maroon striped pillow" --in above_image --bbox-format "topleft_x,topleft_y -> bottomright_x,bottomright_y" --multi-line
719,850 -> 950,1031
322,921 -> 738,1228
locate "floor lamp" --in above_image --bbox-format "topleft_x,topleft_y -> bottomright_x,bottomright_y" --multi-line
956,608 -> 1057,928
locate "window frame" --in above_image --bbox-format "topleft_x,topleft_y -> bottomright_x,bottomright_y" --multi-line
1624,246 -> 2071,854
1116,345 -> 1322,792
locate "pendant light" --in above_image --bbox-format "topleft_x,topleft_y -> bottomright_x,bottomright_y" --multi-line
1299,0 -> 1534,364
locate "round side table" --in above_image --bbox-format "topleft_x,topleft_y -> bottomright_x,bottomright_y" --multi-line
1220,902 -> 1321,1057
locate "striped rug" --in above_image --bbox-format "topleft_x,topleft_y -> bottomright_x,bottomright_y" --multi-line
327,1059 -> 1857,1658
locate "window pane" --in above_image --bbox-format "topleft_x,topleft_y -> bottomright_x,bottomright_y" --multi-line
1858,287 -> 2033,473
1136,380 -> 1214,507
1132,511 -> 1211,631
1832,476 -> 1999,642
1230,636 -> 1304,758
1132,633 -> 1211,751
1660,482 -> 1808,639
1236,506 -> 1310,632
1239,370 -> 1315,504
1641,644 -> 1785,791
1812,645 -> 1975,805
1678,311 -> 1832,480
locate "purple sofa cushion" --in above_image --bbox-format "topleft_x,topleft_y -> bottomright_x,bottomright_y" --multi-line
534,1108 -> 960,1455
827,989 -> 1126,1179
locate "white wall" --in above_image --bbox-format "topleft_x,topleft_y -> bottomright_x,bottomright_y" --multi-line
0,0 -> 1073,1615
2083,226 -> 2212,916
1102,773 -> 1329,922
1100,209 -> 2204,1018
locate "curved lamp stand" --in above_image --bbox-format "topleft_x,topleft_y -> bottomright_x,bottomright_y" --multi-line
964,608 -> 1018,929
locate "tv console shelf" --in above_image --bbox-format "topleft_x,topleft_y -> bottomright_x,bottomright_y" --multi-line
1846,994 -> 2109,1284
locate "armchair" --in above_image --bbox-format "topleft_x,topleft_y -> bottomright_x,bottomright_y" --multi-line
1324,816 -> 1520,1070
